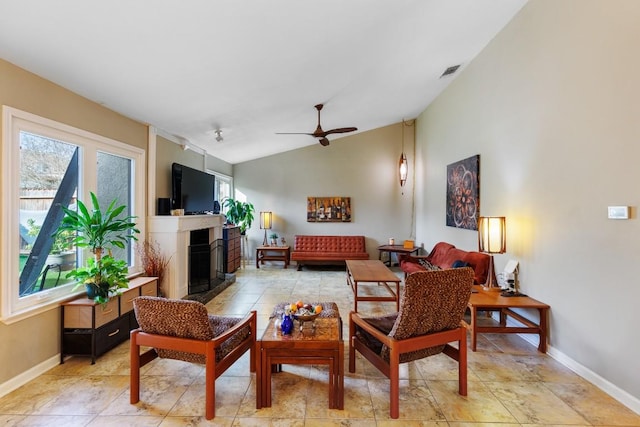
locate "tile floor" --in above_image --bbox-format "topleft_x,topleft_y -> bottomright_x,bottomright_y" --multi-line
1,264 -> 639,426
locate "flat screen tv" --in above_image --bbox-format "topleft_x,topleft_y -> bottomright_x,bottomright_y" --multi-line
171,163 -> 217,215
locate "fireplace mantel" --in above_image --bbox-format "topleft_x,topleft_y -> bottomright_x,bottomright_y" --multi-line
147,214 -> 225,298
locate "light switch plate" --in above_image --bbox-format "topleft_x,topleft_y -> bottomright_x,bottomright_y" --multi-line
608,206 -> 629,219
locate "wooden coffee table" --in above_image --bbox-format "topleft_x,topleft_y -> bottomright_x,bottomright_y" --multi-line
463,286 -> 550,353
345,259 -> 402,312
256,306 -> 344,409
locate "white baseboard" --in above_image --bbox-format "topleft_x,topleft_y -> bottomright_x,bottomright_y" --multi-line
495,312 -> 640,414
0,354 -> 60,399
546,345 -> 640,414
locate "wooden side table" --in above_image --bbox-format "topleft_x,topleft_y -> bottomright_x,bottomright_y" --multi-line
377,244 -> 420,266
463,285 -> 550,353
256,245 -> 290,268
256,307 -> 343,410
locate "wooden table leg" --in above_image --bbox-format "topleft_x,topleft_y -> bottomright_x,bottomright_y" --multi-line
538,307 -> 548,353
470,305 -> 478,351
328,356 -> 335,409
255,341 -> 263,409
354,281 -> 358,312
394,281 -> 400,311
338,341 -> 344,409
264,354 -> 272,407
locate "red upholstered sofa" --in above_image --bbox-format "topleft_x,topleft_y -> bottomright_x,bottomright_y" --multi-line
399,241 -> 493,285
291,235 -> 369,270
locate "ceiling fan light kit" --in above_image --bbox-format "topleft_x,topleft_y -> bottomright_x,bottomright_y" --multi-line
276,103 -> 357,146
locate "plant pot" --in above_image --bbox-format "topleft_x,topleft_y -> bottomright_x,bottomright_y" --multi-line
85,283 -> 109,300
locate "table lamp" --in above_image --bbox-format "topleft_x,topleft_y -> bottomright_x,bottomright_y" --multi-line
260,211 -> 272,246
478,216 -> 506,291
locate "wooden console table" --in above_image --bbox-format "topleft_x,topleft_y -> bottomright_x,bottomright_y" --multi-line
256,245 -> 290,268
463,286 -> 550,353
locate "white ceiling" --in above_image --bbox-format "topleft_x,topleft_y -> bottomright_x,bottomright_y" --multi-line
0,0 -> 526,164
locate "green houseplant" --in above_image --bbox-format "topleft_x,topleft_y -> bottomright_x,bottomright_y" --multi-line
269,232 -> 278,246
221,198 -> 255,234
55,192 -> 140,303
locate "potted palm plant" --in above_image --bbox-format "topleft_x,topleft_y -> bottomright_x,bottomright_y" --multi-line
221,198 -> 255,234
55,192 -> 140,303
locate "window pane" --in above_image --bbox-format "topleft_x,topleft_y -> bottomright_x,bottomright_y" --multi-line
19,132 -> 78,296
96,151 -> 133,263
216,178 -> 230,203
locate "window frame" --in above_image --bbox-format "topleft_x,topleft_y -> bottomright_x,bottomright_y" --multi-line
1,106 -> 146,324
208,169 -> 232,204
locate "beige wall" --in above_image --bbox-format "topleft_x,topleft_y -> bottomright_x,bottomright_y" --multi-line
0,59 -> 147,385
415,0 -> 640,402
233,122 -> 416,258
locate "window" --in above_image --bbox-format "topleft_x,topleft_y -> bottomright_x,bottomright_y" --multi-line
1,106 -> 146,324
210,170 -> 232,204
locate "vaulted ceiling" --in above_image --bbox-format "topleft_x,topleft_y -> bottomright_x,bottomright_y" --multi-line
0,0 -> 527,164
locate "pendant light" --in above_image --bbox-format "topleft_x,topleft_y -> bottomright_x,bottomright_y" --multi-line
399,120 -> 409,191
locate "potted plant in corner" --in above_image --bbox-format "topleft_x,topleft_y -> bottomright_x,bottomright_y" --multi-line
221,198 -> 255,234
55,192 -> 140,304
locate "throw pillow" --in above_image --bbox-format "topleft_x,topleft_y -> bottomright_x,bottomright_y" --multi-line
417,258 -> 442,271
452,260 -> 470,268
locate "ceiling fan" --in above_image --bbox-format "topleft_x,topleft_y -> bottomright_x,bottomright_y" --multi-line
276,104 -> 357,146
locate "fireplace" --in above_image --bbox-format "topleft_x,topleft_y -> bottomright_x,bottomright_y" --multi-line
147,214 -> 225,299
188,229 -> 224,295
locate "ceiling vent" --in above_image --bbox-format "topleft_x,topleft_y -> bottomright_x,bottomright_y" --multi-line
440,64 -> 461,78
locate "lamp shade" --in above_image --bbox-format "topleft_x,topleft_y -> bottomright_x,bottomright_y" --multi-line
260,211 -> 272,230
478,216 -> 506,254
398,152 -> 408,187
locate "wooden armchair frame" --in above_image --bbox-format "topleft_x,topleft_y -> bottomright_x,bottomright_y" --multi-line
348,268 -> 472,419
349,313 -> 467,418
130,309 -> 257,420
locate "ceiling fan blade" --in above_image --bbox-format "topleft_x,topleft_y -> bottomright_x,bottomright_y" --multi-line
276,103 -> 355,146
321,127 -> 358,136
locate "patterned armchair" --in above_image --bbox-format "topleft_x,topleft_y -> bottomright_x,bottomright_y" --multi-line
130,296 -> 256,420
348,267 -> 473,419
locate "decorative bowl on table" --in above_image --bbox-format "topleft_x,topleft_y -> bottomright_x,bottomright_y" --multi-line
291,304 -> 322,330
293,310 -> 320,322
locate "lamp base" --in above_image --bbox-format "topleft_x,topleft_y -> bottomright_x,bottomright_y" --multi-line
482,255 -> 503,291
